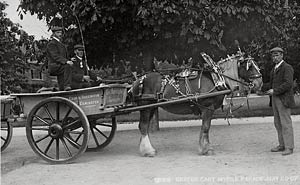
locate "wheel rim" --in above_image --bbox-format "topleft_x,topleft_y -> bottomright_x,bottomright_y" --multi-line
1,121 -> 13,152
86,117 -> 117,151
26,97 -> 89,164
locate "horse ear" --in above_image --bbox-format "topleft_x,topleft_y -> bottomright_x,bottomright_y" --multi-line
234,40 -> 239,46
246,60 -> 250,71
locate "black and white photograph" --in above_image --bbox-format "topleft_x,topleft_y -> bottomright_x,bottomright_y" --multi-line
1,0 -> 300,184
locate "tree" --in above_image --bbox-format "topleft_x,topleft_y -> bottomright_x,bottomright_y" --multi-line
0,1 -> 28,94
18,0 -> 300,79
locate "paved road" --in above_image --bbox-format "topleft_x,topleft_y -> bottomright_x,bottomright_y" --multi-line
1,116 -> 300,185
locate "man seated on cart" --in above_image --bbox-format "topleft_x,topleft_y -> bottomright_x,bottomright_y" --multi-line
70,44 -> 100,89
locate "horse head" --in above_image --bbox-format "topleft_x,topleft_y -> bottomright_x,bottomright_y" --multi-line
217,52 -> 263,93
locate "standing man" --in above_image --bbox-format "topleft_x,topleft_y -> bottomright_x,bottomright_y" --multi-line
70,44 -> 98,89
46,26 -> 73,91
266,47 -> 295,156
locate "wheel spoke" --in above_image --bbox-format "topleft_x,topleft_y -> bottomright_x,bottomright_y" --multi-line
33,115 -> 50,126
64,136 -> 80,149
94,126 -> 108,139
35,134 -> 50,143
90,126 -> 100,147
55,102 -> 61,121
63,119 -> 81,130
30,127 -> 49,131
74,134 -> 82,143
64,130 -> 84,135
85,118 -> 116,151
62,107 -> 73,123
43,104 -> 54,122
56,139 -> 59,160
44,138 -> 54,155
95,123 -> 113,127
60,138 -> 72,157
1,136 -> 6,141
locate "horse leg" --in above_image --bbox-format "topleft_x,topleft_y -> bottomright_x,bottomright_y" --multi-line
139,109 -> 157,157
198,106 -> 215,155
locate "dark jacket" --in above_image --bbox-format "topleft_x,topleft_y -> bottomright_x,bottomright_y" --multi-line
71,56 -> 88,82
270,61 -> 296,108
46,38 -> 69,75
71,56 -> 97,89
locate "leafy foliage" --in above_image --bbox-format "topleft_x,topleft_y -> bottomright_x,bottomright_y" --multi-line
0,1 -> 28,94
18,0 -> 300,80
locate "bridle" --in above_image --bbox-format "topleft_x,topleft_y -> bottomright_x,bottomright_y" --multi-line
217,52 -> 262,89
242,56 -> 262,80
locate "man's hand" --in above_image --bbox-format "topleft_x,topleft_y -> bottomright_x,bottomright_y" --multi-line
96,76 -> 102,81
66,61 -> 73,65
83,75 -> 91,82
265,89 -> 274,95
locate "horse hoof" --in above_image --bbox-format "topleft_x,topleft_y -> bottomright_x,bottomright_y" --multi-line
141,150 -> 157,157
198,148 -> 215,156
207,149 -> 215,156
198,147 -> 215,155
198,149 -> 208,155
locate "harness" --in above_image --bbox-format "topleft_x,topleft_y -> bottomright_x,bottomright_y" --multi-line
200,52 -> 227,90
154,53 -> 229,101
133,51 -> 261,103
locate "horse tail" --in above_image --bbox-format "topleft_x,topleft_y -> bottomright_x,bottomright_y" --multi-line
130,78 -> 144,101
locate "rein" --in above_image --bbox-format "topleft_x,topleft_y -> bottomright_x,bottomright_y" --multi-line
218,73 -> 254,88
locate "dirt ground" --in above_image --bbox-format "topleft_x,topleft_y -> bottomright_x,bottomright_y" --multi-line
1,116 -> 300,185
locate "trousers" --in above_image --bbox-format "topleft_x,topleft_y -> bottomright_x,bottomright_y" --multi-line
49,64 -> 72,91
272,95 -> 294,149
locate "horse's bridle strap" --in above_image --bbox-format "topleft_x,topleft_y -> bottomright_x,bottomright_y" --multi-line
249,74 -> 262,79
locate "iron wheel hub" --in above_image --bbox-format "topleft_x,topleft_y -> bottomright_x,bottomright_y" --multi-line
49,123 -> 63,138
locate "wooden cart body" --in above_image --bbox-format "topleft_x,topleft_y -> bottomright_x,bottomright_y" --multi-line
13,84 -> 128,118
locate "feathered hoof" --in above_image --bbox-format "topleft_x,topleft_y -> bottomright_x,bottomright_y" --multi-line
140,150 -> 157,157
139,135 -> 156,157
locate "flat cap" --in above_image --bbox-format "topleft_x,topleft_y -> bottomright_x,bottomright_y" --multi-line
270,47 -> 284,53
74,44 -> 84,50
50,26 -> 63,32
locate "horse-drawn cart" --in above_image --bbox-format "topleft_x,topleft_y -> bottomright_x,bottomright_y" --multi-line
1,82 -> 232,163
1,49 -> 267,163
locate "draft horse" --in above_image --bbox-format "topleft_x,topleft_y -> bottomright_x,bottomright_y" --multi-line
132,52 -> 263,157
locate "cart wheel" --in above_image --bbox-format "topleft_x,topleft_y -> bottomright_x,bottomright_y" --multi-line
1,121 -> 13,152
26,97 -> 89,164
86,117 -> 117,151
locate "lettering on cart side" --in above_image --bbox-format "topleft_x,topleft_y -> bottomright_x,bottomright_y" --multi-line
79,100 -> 99,106
68,93 -> 100,101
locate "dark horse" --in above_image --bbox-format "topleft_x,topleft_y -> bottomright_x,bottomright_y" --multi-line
132,52 -> 263,157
